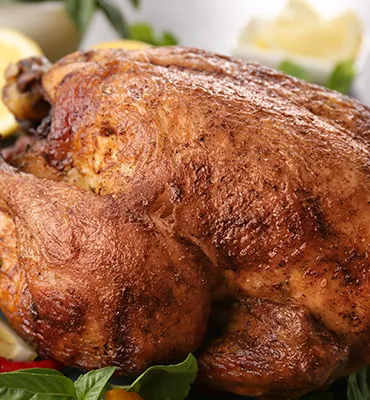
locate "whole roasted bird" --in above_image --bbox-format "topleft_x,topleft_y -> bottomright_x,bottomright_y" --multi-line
1,47 -> 370,399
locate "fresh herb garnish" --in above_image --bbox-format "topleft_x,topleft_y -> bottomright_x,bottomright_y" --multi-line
326,59 -> 356,95
347,366 -> 370,400
279,59 -> 356,94
0,354 -> 197,400
96,0 -> 130,38
64,0 -> 137,35
279,60 -> 312,82
5,0 -> 178,46
3,0 -> 136,36
0,368 -> 76,399
75,367 -> 116,400
64,0 -> 96,32
129,23 -> 179,46
122,353 -> 198,400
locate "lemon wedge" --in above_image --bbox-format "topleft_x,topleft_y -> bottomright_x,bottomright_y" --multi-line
260,9 -> 362,62
0,319 -> 37,361
0,28 -> 43,138
92,39 -> 151,51
241,0 -> 363,63
235,0 -> 364,84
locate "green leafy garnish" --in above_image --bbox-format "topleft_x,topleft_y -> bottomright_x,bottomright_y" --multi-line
279,59 -> 356,94
75,367 -> 116,400
65,0 -> 133,35
64,0 -> 96,32
0,368 -> 76,399
3,0 -> 178,46
160,32 -> 179,46
129,23 -> 156,45
6,0 -> 134,36
122,353 -> 198,400
0,354 -> 197,400
326,60 -> 356,94
129,23 -> 179,46
279,60 -> 312,82
96,0 -> 130,38
347,367 -> 370,400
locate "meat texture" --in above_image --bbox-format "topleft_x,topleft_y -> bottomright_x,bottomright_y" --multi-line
1,46 -> 370,399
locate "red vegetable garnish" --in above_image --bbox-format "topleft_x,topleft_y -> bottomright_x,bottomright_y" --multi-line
0,357 -> 64,372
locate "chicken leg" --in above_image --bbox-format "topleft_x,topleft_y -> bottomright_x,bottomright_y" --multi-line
0,160 -> 210,373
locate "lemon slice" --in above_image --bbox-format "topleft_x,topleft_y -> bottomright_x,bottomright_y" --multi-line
262,11 -> 362,61
256,1 -> 362,63
0,319 -> 37,361
0,28 -> 43,138
92,39 -> 151,51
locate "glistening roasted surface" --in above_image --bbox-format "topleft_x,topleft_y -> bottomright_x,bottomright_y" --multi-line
1,46 -> 370,398
0,163 -> 210,373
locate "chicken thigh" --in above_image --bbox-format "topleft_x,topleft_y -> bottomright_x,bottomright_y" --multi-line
1,47 -> 370,398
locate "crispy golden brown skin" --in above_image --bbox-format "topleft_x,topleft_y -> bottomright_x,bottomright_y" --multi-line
0,162 -> 211,373
1,47 -> 370,398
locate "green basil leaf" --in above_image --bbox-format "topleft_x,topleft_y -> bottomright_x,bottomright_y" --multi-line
123,354 -> 198,400
326,60 -> 356,94
97,0 -> 130,38
75,366 -> 116,400
348,367 -> 370,400
0,369 -> 76,399
279,60 -> 312,82
12,368 -> 65,376
129,23 -> 157,45
160,31 -> 179,46
0,388 -> 74,400
129,23 -> 179,46
64,0 -> 96,32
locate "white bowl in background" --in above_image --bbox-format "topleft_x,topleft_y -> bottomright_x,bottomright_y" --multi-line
0,1 -> 82,61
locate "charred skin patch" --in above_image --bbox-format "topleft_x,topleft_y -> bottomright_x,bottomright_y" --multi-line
296,188 -> 333,239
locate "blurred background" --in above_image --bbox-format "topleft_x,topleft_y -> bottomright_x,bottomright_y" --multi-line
0,0 -> 369,139
85,0 -> 370,103
84,0 -> 370,54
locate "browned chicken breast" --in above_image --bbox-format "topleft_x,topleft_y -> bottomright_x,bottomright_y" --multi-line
1,46 -> 370,399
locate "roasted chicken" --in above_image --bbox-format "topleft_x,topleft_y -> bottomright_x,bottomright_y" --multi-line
1,47 -> 370,399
